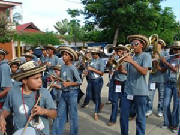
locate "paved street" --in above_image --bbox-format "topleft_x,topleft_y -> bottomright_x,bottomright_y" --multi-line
63,73 -> 177,135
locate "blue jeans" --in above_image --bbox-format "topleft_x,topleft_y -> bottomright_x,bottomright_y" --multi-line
87,78 -> 103,113
146,82 -> 164,113
120,93 -> 147,135
163,83 -> 179,127
52,89 -> 78,135
108,78 -> 114,102
109,81 -> 125,123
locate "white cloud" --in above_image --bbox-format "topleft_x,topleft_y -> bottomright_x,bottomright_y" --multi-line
12,0 -> 83,31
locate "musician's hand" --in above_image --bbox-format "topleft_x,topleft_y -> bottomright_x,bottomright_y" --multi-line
87,66 -> 94,71
49,76 -> 55,82
46,62 -> 51,67
51,84 -> 61,89
123,55 -> 133,63
62,82 -> 71,87
83,71 -> 88,76
160,57 -> 167,64
31,105 -> 45,116
0,116 -> 6,133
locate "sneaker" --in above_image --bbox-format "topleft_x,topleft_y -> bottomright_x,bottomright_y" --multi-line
157,112 -> 163,117
170,127 -> 178,133
81,104 -> 88,108
146,110 -> 152,117
161,125 -> 168,129
107,121 -> 115,126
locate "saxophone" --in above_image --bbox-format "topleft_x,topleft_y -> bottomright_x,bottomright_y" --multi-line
149,34 -> 161,74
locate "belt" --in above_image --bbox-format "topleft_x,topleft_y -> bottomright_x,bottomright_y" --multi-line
114,80 -> 123,85
0,102 -> 4,109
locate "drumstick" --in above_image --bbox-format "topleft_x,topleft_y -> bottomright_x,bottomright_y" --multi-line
21,95 -> 41,135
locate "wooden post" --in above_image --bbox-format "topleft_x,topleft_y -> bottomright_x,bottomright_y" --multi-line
17,40 -> 21,57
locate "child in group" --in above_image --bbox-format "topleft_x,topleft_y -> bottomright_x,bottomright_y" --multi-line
49,65 -> 62,106
0,61 -> 57,135
52,46 -> 82,135
8,58 -> 21,74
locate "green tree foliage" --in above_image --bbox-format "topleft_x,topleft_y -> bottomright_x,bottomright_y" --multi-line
14,32 -> 61,47
0,14 -> 14,43
80,0 -> 179,45
54,19 -> 69,35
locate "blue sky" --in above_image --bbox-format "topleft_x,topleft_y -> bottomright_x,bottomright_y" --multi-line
12,0 -> 180,32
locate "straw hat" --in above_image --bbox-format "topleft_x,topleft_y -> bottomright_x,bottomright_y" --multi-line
57,46 -> 78,61
87,46 -> 102,53
22,52 -> 34,58
8,58 -> 21,66
113,44 -> 129,51
127,35 -> 149,50
12,61 -> 46,81
171,41 -> 180,49
52,65 -> 61,71
0,48 -> 8,55
45,44 -> 57,51
158,39 -> 166,47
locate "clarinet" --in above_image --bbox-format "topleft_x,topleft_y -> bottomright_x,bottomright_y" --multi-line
34,90 -> 40,123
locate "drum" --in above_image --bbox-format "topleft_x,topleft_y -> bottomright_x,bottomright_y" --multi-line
13,127 -> 36,135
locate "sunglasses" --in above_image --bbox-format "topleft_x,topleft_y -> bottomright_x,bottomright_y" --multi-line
131,42 -> 140,46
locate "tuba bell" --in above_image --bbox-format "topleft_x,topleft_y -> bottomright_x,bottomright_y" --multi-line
104,44 -> 115,56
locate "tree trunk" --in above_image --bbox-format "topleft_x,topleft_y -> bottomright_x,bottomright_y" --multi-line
113,27 -> 119,47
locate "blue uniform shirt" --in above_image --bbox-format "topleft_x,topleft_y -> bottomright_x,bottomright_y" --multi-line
88,58 -> 104,80
60,64 -> 82,91
3,84 -> 56,135
47,55 -> 59,73
113,62 -> 127,82
165,57 -> 180,83
124,52 -> 152,96
150,51 -> 169,83
0,59 -> 12,102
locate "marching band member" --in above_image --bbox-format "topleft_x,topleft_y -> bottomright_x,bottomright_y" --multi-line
8,58 -> 21,86
22,52 -> 35,63
0,49 -> 13,135
8,58 -> 21,74
52,46 -> 82,135
146,39 -> 167,117
81,50 -> 92,107
120,35 -> 152,135
39,46 -> 49,65
44,45 -> 59,88
160,42 -> 180,132
45,44 -> 59,74
49,65 -> 62,105
0,61 -> 57,135
106,52 -> 118,104
26,48 -> 38,62
107,44 -> 128,126
81,47 -> 104,120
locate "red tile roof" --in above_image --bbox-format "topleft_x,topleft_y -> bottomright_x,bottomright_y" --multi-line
16,22 -> 41,33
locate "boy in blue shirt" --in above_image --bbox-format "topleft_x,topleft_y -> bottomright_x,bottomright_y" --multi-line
160,42 -> 180,133
52,46 -> 82,135
120,35 -> 152,135
0,61 -> 57,135
107,44 -> 128,126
